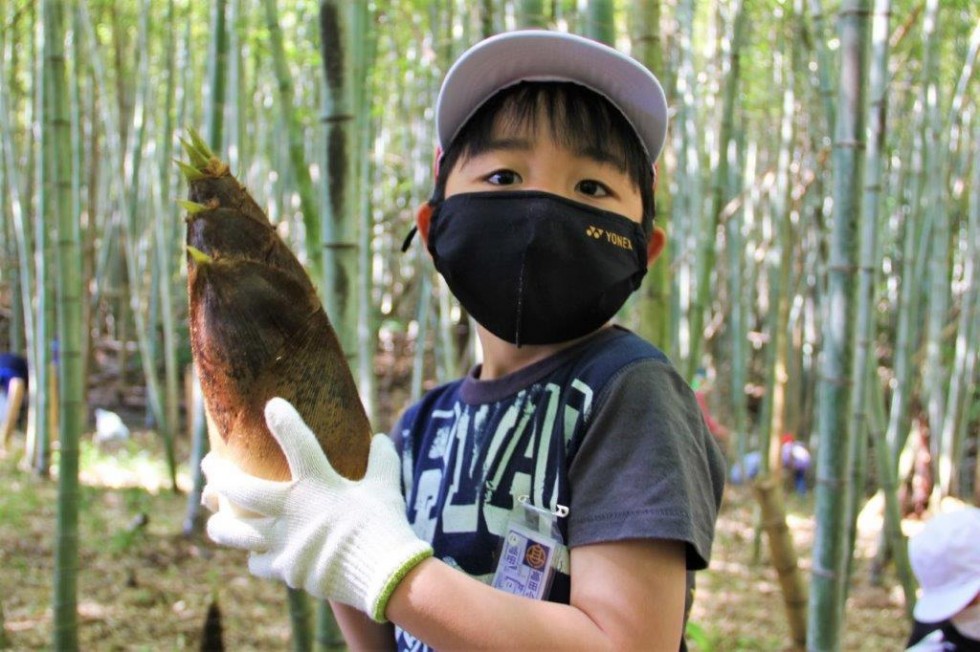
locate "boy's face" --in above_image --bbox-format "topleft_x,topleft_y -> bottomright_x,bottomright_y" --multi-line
416,98 -> 667,350
443,108 -> 645,225
418,96 -> 666,267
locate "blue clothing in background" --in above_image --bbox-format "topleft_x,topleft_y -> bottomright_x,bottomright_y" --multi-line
0,354 -> 28,394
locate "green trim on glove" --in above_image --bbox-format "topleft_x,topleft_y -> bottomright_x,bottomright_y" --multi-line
370,546 -> 434,622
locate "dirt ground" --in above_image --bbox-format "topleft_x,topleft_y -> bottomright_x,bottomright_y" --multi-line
1,427 -> 911,651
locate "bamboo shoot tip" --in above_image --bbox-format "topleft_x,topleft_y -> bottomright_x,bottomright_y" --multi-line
175,159 -> 207,181
178,199 -> 209,214
186,246 -> 213,266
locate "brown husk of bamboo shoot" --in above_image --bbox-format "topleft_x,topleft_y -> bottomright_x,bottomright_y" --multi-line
183,138 -> 370,482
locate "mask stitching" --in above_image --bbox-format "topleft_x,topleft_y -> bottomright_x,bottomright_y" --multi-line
513,202 -> 537,348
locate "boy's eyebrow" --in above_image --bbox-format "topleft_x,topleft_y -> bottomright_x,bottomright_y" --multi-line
483,138 -> 625,169
484,137 -> 534,152
574,145 -> 625,169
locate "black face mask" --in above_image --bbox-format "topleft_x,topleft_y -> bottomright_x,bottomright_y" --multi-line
427,190 -> 649,346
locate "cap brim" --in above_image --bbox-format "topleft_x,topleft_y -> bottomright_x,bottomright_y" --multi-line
913,577 -> 980,623
436,30 -> 667,161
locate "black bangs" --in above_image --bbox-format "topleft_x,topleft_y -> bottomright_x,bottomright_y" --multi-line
455,82 -> 648,183
433,81 -> 656,234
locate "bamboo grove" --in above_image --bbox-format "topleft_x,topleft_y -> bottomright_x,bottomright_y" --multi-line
0,0 -> 977,649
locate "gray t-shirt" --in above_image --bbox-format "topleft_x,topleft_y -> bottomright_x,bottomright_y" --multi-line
393,327 -> 726,650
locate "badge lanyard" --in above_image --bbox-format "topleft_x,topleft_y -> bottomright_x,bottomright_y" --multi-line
491,495 -> 569,600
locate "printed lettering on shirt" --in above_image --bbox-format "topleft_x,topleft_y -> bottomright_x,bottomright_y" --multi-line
442,404 -> 479,534
406,381 -> 597,544
564,379 -> 594,445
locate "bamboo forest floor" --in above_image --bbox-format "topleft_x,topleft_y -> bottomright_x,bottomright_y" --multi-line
1,426 -> 912,651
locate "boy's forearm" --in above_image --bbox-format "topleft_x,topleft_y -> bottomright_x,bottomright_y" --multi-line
329,601 -> 395,651
386,539 -> 686,651
387,559 -> 606,650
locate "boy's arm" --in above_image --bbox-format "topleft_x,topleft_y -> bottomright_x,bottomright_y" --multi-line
203,398 -> 690,649
329,601 -> 395,650
387,538 -> 687,650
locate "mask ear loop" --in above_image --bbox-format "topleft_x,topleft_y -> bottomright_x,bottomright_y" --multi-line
645,162 -> 659,233
400,227 -> 419,252
401,145 -> 445,252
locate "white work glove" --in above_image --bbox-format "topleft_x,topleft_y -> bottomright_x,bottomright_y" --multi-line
201,397 -> 432,622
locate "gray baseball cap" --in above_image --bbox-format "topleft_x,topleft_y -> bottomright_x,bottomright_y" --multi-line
435,30 -> 668,162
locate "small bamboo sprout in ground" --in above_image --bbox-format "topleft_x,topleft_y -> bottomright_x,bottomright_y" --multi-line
179,129 -> 371,482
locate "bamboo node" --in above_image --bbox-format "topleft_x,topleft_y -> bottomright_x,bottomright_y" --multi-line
810,564 -> 838,579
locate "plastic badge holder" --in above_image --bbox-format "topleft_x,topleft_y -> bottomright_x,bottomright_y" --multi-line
491,495 -> 569,600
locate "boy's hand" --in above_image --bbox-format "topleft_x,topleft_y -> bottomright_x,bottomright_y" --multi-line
201,397 -> 432,622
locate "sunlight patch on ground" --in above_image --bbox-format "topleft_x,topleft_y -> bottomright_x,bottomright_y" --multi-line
73,430 -> 194,494
5,613 -> 48,633
78,601 -> 112,621
79,455 -> 192,494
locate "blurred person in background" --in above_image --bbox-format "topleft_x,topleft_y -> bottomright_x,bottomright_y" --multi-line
692,367 -> 730,456
780,434 -> 811,496
0,352 -> 28,451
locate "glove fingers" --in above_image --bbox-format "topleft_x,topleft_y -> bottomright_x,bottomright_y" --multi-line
202,453 -> 290,516
206,511 -> 271,552
265,397 -> 343,482
247,550 -> 280,582
201,483 -> 220,513
366,434 -> 401,482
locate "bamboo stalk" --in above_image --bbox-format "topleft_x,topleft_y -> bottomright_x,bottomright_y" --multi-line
671,0 -> 704,370
808,1 -> 869,646
843,0 -> 892,598
48,0 -> 85,644
753,476 -> 807,649
920,0 -> 948,451
691,0 -> 747,381
262,0 -> 322,277
154,0 -> 181,484
937,25 -> 980,497
33,0 -> 53,478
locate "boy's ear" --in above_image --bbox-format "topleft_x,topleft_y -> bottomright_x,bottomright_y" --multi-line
646,169 -> 664,264
646,225 -> 667,265
432,146 -> 443,181
416,202 -> 434,245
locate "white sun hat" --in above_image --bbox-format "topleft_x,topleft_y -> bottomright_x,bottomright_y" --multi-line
435,30 -> 668,162
910,507 -> 980,623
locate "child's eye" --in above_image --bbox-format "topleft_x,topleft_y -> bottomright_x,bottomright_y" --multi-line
486,170 -> 521,186
576,179 -> 611,198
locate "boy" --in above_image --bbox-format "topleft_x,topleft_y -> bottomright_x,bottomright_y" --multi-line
203,30 -> 725,650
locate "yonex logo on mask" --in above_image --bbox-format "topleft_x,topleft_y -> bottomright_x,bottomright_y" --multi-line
586,226 -> 634,251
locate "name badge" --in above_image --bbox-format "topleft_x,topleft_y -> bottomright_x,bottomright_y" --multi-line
491,495 -> 568,600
